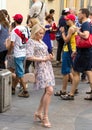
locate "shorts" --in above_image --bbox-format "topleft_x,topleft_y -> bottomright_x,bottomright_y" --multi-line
14,57 -> 25,78
61,52 -> 73,75
73,48 -> 92,72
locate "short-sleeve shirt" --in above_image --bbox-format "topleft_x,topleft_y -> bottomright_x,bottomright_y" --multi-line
81,21 -> 90,32
11,25 -> 28,58
30,1 -> 47,25
0,24 -> 9,52
58,16 -> 66,28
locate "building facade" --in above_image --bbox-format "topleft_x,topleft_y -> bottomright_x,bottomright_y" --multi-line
0,0 -> 92,24
44,0 -> 92,23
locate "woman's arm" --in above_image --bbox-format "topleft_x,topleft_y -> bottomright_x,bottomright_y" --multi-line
27,54 -> 54,62
60,27 -> 75,43
27,56 -> 46,62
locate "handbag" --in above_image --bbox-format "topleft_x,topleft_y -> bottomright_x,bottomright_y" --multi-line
75,34 -> 92,48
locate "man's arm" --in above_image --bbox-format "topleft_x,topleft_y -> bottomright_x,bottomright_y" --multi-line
77,30 -> 89,39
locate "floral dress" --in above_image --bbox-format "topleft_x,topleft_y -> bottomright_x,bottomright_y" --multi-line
26,38 -> 55,90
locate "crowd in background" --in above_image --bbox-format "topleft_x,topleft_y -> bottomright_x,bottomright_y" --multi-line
0,0 -> 92,128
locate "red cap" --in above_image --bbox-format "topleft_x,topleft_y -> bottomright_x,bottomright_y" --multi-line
65,14 -> 76,21
13,14 -> 23,22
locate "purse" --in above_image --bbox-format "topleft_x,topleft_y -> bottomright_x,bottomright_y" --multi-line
75,34 -> 92,48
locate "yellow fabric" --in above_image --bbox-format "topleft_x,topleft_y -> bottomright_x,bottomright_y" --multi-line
63,25 -> 77,52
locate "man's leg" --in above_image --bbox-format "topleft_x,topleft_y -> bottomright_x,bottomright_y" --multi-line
61,74 -> 69,92
14,57 -> 29,97
56,38 -> 64,63
86,71 -> 92,90
84,71 -> 92,100
69,70 -> 80,96
61,70 -> 80,100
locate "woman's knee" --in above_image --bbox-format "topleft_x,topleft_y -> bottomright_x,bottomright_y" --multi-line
46,87 -> 53,96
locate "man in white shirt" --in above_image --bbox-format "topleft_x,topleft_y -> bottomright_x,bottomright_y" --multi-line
11,14 -> 29,98
29,0 -> 47,25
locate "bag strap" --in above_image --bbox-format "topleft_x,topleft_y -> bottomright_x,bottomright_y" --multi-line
40,2 -> 44,14
25,26 -> 30,39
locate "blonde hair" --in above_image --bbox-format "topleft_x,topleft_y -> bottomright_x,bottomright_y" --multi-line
30,18 -> 39,27
31,23 -> 45,38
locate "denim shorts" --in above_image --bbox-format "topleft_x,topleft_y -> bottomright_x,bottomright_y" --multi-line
61,52 -> 73,75
14,57 -> 25,78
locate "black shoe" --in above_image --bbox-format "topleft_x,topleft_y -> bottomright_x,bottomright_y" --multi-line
86,90 -> 92,94
84,95 -> 92,100
12,87 -> 15,95
86,82 -> 90,84
54,90 -> 66,96
60,94 -> 74,100
18,91 -> 29,98
74,89 -> 79,94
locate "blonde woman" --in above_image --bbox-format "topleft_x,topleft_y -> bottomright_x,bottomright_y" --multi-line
26,23 -> 55,128
25,16 -> 39,73
26,15 -> 39,29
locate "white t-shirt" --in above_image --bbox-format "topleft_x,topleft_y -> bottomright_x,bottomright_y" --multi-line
30,0 -> 47,25
11,25 -> 28,58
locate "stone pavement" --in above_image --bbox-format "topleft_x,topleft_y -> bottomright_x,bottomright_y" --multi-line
0,78 -> 92,130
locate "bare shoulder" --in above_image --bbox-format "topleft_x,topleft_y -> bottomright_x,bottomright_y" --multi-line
69,26 -> 76,33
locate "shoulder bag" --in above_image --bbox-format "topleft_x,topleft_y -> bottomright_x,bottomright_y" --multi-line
75,34 -> 92,48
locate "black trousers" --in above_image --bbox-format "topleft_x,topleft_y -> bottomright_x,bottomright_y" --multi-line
0,50 -> 8,69
25,60 -> 32,73
56,38 -> 64,61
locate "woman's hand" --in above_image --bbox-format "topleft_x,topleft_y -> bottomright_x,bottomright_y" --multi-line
44,53 -> 54,61
75,27 -> 80,34
60,27 -> 65,33
71,51 -> 77,59
49,53 -> 54,60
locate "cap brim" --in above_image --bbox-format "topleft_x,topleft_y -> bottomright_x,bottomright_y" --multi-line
64,16 -> 69,20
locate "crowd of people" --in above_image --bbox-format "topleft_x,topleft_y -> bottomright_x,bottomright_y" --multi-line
0,0 -> 92,128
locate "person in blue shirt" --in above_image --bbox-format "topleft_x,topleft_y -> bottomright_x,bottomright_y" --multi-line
0,10 -> 9,69
56,8 -> 70,64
